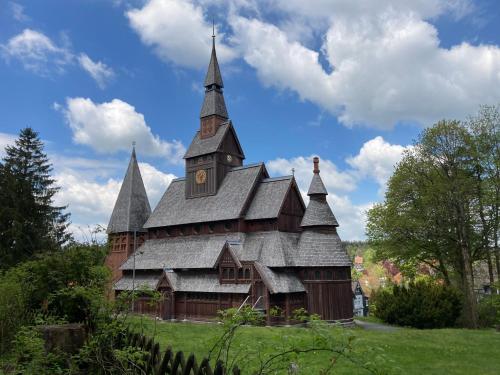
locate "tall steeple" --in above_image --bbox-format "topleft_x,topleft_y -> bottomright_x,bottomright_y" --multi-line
301,157 -> 339,228
107,145 -> 152,234
199,27 -> 228,139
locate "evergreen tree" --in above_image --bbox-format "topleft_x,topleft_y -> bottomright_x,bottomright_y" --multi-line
0,128 -> 71,269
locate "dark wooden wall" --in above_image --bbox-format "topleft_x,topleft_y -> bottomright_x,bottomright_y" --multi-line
106,232 -> 146,283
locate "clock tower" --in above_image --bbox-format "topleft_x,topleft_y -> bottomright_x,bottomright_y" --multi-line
183,32 -> 245,199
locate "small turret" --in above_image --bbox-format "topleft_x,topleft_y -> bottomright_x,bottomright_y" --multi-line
301,157 -> 338,228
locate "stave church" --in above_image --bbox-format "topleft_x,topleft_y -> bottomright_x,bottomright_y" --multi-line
106,36 -> 353,324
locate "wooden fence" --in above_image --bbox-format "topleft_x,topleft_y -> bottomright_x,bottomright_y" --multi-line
122,330 -> 241,375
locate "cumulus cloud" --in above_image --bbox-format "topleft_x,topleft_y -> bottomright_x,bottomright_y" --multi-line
57,97 -> 186,163
347,136 -> 411,192
127,0 -> 237,68
78,53 -> 115,89
267,136 -> 410,239
125,0 -> 499,129
1,29 -> 72,74
267,155 -> 357,194
53,157 -> 176,239
267,153 -> 371,240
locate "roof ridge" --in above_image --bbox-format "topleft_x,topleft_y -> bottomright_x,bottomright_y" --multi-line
261,175 -> 293,182
231,162 -> 264,171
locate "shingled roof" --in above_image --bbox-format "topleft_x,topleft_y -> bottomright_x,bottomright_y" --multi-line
301,198 -> 339,227
165,272 -> 250,294
245,176 -> 300,220
144,163 -> 263,228
293,230 -> 350,267
200,38 -> 228,119
254,263 -> 305,294
204,38 -> 224,88
107,148 -> 151,234
120,235 -> 235,270
113,271 -> 162,291
301,157 -> 338,228
184,121 -> 244,159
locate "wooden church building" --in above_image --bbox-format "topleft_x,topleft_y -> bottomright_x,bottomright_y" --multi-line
106,36 -> 353,324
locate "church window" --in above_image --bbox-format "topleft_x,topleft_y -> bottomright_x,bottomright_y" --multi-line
193,225 -> 201,234
224,222 -> 232,231
244,268 -> 251,279
208,223 -> 215,233
325,270 -> 333,280
238,268 -> 243,279
315,270 -> 321,280
228,268 -> 235,279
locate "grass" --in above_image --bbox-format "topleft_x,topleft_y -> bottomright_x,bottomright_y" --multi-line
128,316 -> 500,375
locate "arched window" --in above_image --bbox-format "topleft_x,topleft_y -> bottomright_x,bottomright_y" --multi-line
228,268 -> 235,279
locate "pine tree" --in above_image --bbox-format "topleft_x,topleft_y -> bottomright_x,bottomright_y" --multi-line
0,128 -> 71,269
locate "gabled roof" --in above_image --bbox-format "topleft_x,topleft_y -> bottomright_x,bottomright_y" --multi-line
120,235 -> 234,270
164,272 -> 250,294
254,263 -> 305,294
292,230 -> 350,267
245,176 -> 305,220
184,121 -> 244,159
107,149 -> 151,234
144,163 -> 263,228
300,197 -> 339,227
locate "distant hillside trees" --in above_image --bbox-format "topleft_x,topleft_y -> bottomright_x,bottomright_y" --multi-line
0,128 -> 71,269
367,105 -> 500,329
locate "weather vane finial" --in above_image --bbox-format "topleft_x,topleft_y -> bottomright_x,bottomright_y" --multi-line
132,141 -> 136,149
212,19 -> 215,39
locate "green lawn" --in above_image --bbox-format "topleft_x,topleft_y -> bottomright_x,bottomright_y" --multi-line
128,316 -> 500,375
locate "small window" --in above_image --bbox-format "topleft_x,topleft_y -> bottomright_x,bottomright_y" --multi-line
208,224 -> 215,233
224,222 -> 232,231
244,268 -> 251,280
315,270 -> 321,280
325,270 -> 333,280
238,268 -> 244,279
223,268 -> 230,279
193,225 -> 201,234
228,268 -> 235,279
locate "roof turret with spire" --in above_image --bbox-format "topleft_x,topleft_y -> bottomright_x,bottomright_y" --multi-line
107,145 -> 152,233
300,157 -> 339,228
199,25 -> 228,139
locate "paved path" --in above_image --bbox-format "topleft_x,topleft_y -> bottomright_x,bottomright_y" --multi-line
354,319 -> 400,332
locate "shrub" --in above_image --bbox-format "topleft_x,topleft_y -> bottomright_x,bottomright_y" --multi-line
478,292 -> 500,328
371,281 -> 462,328
0,278 -> 27,355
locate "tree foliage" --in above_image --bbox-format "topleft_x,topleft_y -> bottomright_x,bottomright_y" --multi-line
0,128 -> 72,269
371,281 -> 463,329
367,105 -> 500,328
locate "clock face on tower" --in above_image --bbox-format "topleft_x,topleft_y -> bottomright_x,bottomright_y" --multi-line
195,169 -> 207,184
226,154 -> 232,162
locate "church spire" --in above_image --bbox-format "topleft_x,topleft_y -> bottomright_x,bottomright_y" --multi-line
200,26 -> 228,138
107,146 -> 152,234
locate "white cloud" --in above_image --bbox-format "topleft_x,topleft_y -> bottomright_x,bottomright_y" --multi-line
1,29 -> 73,74
53,157 -> 176,240
229,9 -> 500,129
10,2 -> 30,22
266,135 -> 411,239
0,132 -> 17,158
347,136 -> 411,192
78,53 -> 115,89
267,155 -> 357,194
266,154 -> 368,240
57,97 -> 186,163
126,0 -> 237,68
124,0 -> 498,129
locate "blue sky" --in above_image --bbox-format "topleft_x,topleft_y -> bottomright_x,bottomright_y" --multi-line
1,0 -> 499,240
